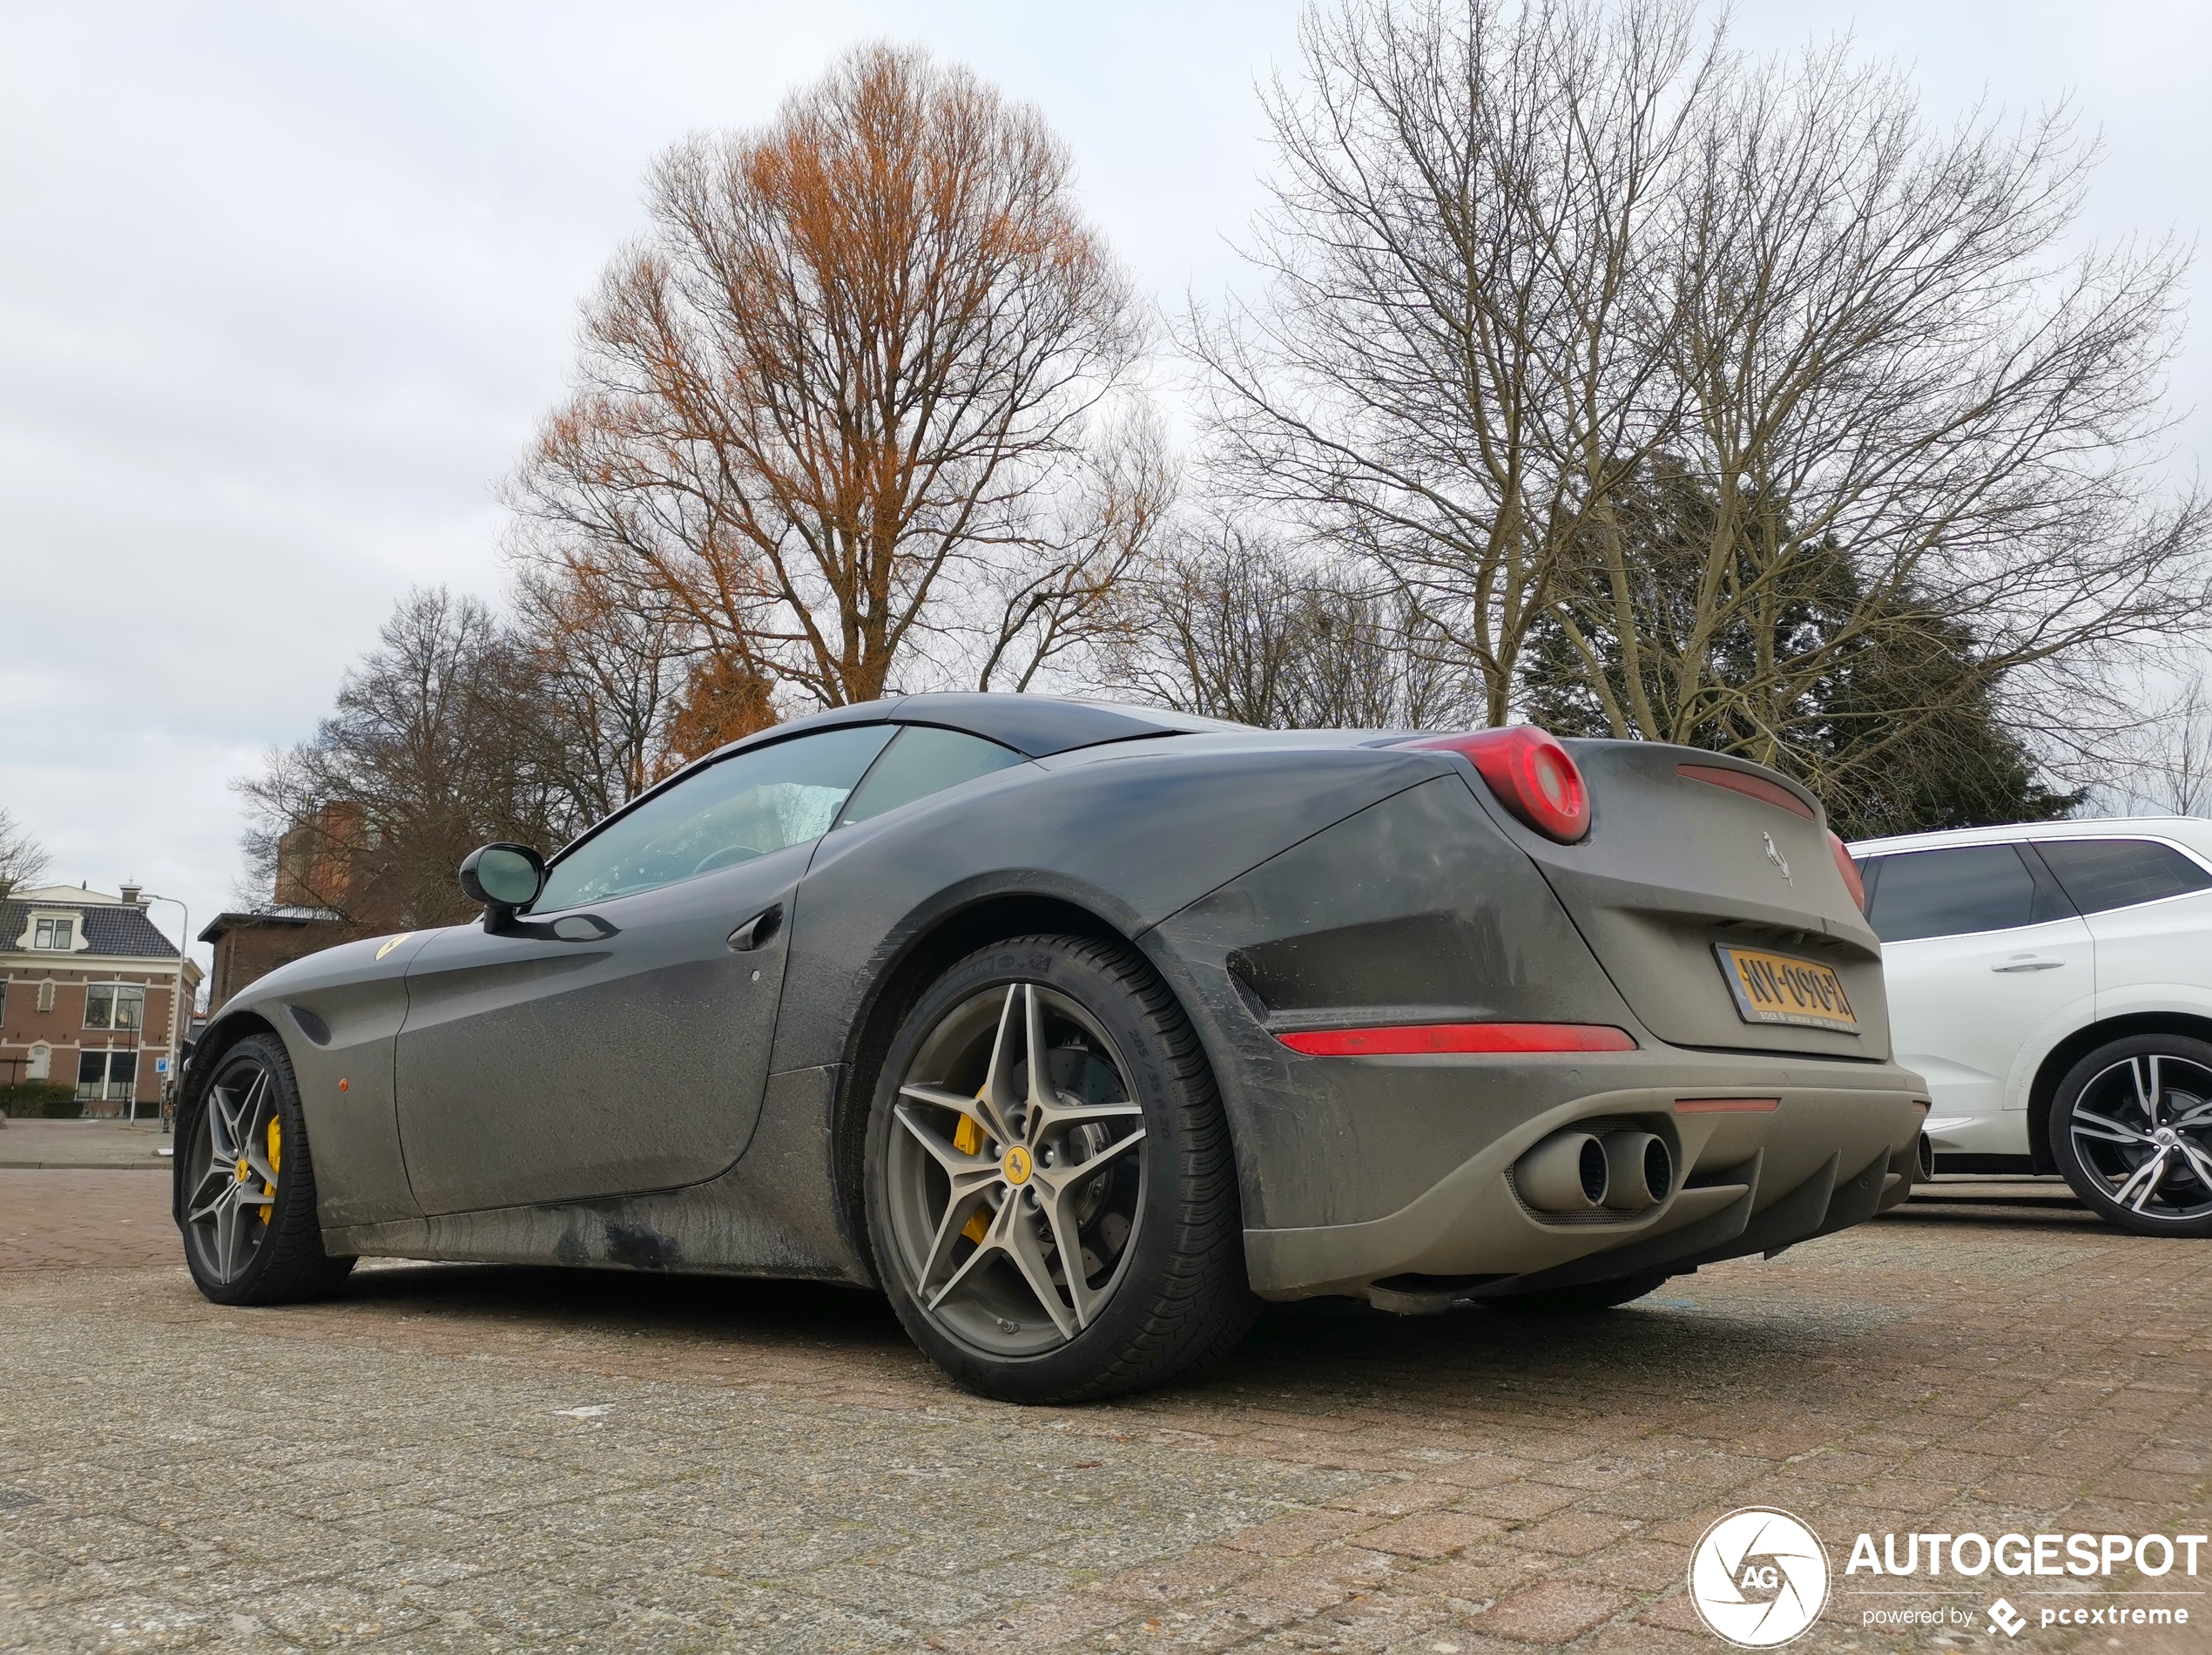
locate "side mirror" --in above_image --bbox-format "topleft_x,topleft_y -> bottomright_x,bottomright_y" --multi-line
458,843 -> 546,929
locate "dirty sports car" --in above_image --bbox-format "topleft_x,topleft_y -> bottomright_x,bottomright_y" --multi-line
175,693 -> 1929,1401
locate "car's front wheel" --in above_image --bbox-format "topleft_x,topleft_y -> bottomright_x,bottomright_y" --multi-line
864,935 -> 1254,1402
2050,1034 -> 2212,1239
179,1034 -> 356,1303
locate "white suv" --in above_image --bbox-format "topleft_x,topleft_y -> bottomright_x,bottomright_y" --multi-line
1847,818 -> 2212,1236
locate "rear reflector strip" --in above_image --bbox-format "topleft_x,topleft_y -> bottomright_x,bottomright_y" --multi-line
1277,1023 -> 1637,1057
1676,763 -> 1816,821
1674,1098 -> 1780,1113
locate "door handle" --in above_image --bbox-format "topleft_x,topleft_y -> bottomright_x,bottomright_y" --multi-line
728,904 -> 783,952
1993,954 -> 2065,972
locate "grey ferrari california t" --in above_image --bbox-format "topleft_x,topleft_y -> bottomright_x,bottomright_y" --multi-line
175,693 -> 1928,1401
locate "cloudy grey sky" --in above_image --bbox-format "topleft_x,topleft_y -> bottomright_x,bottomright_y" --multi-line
3,0 -> 2205,978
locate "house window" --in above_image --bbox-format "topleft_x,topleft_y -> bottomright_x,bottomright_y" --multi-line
77,1050 -> 138,1103
84,984 -> 145,1031
36,979 -> 55,1012
32,918 -> 74,950
27,1044 -> 51,1080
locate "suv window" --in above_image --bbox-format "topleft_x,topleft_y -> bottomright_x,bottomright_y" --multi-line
2032,838 -> 2212,915
1865,843 -> 2061,942
536,725 -> 895,910
836,726 -> 1022,828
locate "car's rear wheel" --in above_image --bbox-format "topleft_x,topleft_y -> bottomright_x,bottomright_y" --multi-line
2051,1035 -> 2212,1238
179,1034 -> 355,1303
864,935 -> 1255,1402
1480,1268 -> 1676,1314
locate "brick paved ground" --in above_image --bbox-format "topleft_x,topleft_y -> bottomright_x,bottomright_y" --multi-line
2,1170 -> 2208,1654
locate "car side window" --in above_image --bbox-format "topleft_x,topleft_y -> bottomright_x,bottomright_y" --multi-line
836,726 -> 1023,828
1865,844 -> 2052,942
2032,838 -> 2212,915
535,725 -> 896,911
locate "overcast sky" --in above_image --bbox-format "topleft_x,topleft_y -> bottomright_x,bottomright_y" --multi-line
3,0 -> 2206,978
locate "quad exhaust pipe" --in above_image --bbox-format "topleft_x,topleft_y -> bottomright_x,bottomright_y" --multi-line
1515,1129 -> 1674,1214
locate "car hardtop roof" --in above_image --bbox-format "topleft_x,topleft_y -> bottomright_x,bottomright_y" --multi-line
711,692 -> 1251,762
1850,814 -> 2212,857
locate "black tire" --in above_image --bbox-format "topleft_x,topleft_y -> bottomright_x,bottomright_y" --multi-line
864,935 -> 1255,1403
1481,1268 -> 1676,1315
177,1033 -> 356,1304
2050,1033 -> 2212,1239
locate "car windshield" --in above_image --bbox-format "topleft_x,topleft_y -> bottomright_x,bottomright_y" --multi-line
535,725 -> 895,910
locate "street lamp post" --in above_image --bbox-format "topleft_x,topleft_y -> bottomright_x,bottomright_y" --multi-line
138,893 -> 191,1134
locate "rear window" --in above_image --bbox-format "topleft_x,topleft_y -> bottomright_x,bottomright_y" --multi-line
1864,844 -> 2068,942
2032,838 -> 2212,915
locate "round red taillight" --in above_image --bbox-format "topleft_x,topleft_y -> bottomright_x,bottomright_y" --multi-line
1399,725 -> 1591,842
1828,830 -> 1867,911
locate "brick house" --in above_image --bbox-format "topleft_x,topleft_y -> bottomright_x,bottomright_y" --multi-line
1,883 -> 204,1116
198,908 -> 352,1015
196,800 -> 361,1015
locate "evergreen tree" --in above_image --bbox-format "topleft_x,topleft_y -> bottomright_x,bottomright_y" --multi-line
1522,462 -> 2080,839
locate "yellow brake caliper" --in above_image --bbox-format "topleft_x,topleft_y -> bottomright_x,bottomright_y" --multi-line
260,1116 -> 281,1222
955,1107 -> 989,1243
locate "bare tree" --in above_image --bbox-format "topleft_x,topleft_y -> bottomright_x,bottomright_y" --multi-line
1196,0 -> 2204,817
1544,41 -> 2203,797
509,554 -> 694,819
974,408 -> 1177,692
2093,673 -> 2212,816
235,589 -> 575,931
1109,523 -> 1474,728
1188,0 -> 1718,726
0,807 -> 50,903
509,44 -> 1150,711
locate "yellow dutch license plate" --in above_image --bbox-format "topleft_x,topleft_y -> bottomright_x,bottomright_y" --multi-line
1714,943 -> 1860,1033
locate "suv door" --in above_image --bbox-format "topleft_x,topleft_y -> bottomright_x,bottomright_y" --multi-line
1862,842 -> 2092,1158
2031,837 -> 2212,1017
394,723 -> 895,1214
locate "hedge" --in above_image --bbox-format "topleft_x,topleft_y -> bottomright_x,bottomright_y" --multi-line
0,1082 -> 81,1118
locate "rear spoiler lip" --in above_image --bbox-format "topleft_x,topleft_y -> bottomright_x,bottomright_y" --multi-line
1675,760 -> 1820,822
1554,740 -> 1824,823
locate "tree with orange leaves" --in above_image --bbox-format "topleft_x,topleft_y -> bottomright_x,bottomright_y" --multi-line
660,652 -> 778,771
508,44 -> 1157,710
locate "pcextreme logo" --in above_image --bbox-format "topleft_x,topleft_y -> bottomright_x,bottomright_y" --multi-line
1689,1507 -> 1831,1647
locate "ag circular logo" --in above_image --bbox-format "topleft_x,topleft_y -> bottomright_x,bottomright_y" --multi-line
1688,1507 -> 1830,1647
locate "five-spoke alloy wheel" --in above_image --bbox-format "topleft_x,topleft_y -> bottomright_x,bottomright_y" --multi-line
179,1033 -> 355,1303
866,936 -> 1253,1402
885,981 -> 1148,1354
2052,1035 -> 2212,1238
